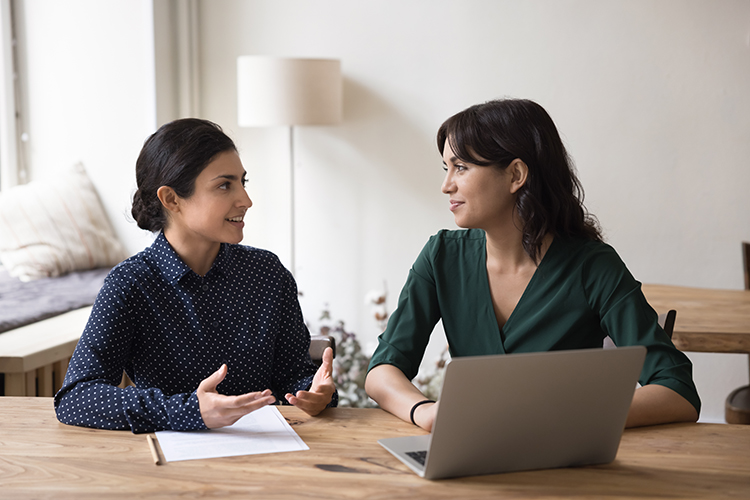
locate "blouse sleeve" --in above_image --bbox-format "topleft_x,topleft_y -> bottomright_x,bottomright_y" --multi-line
582,244 -> 701,414
54,276 -> 206,433
368,236 -> 442,380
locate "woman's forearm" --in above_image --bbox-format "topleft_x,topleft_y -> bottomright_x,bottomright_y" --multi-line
365,364 -> 433,425
625,384 -> 699,428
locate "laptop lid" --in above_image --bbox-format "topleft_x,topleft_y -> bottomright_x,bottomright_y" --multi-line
379,346 -> 646,480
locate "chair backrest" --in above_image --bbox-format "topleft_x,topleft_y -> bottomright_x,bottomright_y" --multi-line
743,242 -> 750,291
309,335 -> 336,366
657,309 -> 677,338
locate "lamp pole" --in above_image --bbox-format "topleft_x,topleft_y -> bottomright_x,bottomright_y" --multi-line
289,125 -> 296,275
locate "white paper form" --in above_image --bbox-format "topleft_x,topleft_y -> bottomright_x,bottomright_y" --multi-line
154,405 -> 308,462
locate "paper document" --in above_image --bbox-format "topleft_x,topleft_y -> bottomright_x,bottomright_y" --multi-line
155,405 -> 308,462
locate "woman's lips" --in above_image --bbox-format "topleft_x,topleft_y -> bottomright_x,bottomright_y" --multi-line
226,217 -> 245,229
449,200 -> 464,212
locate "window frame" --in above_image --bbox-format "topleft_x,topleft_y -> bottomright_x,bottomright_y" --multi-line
0,0 -> 24,191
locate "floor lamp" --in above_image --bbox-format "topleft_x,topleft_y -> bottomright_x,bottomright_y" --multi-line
237,56 -> 342,275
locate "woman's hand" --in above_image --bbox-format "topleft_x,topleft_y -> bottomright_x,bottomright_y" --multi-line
197,364 -> 276,429
285,347 -> 335,416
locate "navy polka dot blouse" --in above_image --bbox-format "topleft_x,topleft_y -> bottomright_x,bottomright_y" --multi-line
54,232 -> 336,433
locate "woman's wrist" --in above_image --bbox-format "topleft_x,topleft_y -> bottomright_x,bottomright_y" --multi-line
409,399 -> 436,425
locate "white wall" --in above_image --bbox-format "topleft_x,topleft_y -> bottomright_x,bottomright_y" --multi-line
14,0 -> 750,423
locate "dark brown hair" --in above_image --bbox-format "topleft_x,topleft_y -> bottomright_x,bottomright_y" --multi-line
437,98 -> 602,260
131,118 -> 237,232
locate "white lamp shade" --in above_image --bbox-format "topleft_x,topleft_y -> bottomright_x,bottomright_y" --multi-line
237,56 -> 342,127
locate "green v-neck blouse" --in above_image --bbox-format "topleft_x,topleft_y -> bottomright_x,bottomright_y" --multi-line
368,229 -> 700,413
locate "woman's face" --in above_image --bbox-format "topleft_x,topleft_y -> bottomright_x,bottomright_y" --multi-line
171,150 -> 252,246
441,140 -> 517,230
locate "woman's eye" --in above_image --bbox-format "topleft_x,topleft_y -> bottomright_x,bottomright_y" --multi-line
241,178 -> 248,187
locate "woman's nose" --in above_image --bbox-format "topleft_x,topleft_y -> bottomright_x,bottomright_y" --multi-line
241,189 -> 253,209
441,171 -> 454,194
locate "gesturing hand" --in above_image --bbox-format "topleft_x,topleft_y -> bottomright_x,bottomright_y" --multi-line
197,364 -> 276,429
285,347 -> 335,416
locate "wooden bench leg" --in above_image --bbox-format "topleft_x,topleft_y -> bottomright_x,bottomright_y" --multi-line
5,373 -> 27,396
26,370 -> 36,396
3,360 -> 71,397
38,364 -> 54,397
4,363 -> 71,398
53,358 -> 70,393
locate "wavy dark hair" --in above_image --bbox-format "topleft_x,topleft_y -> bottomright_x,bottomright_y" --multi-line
131,118 -> 237,232
437,98 -> 602,261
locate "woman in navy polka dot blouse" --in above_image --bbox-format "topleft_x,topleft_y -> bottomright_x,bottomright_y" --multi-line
54,118 -> 337,433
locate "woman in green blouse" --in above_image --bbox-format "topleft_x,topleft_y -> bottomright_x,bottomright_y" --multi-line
365,98 -> 700,431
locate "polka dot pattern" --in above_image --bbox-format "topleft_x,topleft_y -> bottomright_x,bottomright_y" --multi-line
54,232 -> 337,433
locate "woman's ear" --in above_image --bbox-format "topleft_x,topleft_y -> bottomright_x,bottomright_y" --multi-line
156,186 -> 180,214
508,159 -> 529,194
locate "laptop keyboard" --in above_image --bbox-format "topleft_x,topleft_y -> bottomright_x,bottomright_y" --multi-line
406,450 -> 428,465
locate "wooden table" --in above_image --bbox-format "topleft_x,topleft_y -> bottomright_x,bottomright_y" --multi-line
642,284 -> 750,353
1,398 -> 749,499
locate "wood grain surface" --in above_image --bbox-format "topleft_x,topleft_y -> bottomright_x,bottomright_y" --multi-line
1,397 -> 749,499
642,284 -> 750,353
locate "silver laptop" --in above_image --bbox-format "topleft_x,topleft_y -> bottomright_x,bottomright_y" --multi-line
378,346 -> 646,480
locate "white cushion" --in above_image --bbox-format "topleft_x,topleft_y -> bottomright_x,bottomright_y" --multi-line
0,163 -> 127,281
